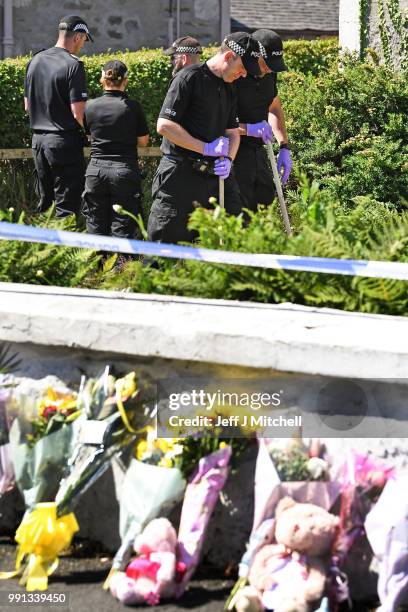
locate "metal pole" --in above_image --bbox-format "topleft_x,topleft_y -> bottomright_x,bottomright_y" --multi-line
176,0 -> 181,38
219,176 -> 225,209
266,142 -> 292,236
3,0 -> 14,58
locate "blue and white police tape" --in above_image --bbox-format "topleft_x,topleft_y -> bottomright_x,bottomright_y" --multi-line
1,220 -> 408,281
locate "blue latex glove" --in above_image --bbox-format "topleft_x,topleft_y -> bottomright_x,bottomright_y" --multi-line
203,136 -> 229,158
277,147 -> 293,184
214,157 -> 232,180
246,120 -> 273,144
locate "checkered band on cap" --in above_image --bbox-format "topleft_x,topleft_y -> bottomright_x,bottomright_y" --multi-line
175,45 -> 202,54
224,38 -> 245,57
258,42 -> 267,58
73,23 -> 90,33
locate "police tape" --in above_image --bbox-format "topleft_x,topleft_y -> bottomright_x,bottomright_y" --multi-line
1,220 -> 408,281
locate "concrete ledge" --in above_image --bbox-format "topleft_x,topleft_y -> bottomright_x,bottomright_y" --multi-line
0,282 -> 407,378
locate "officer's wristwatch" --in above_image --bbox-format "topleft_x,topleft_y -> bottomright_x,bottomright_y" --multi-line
279,143 -> 291,150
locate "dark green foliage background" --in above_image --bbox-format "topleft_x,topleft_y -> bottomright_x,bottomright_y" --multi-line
0,38 -> 338,148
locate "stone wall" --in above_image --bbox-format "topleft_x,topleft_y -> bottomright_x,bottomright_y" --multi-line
339,0 -> 408,69
368,0 -> 408,70
11,0 -> 222,57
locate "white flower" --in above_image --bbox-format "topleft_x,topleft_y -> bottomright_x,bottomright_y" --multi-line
113,204 -> 124,214
307,457 -> 328,479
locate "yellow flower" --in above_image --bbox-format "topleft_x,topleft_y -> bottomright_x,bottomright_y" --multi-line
115,372 -> 137,401
38,388 -> 77,417
136,439 -> 148,460
158,457 -> 174,468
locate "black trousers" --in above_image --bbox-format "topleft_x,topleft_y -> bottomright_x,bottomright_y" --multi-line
82,158 -> 142,238
234,143 -> 276,213
147,156 -> 242,244
32,131 -> 85,217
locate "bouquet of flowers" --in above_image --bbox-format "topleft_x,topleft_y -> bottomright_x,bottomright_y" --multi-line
1,367 -> 147,592
0,388 -> 15,497
55,368 -> 147,517
110,444 -> 232,605
327,449 -> 395,606
106,427 -> 187,587
226,438 -> 340,610
6,380 -> 80,509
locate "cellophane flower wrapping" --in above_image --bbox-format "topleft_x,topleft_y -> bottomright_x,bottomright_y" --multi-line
333,448 -> 395,566
55,367 -> 148,518
6,380 -> 80,509
110,429 -> 187,575
365,475 -> 408,612
173,444 -> 232,598
0,388 -> 14,496
110,444 -> 232,604
226,438 -> 340,610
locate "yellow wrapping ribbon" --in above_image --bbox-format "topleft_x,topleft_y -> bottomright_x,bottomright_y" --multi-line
0,503 -> 78,591
115,372 -> 146,435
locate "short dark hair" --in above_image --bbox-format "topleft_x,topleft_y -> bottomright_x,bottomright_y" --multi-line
59,29 -> 77,40
220,41 -> 237,55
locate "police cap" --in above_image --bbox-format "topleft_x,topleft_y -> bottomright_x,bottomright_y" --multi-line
59,15 -> 94,42
223,32 -> 261,77
252,29 -> 287,72
164,36 -> 203,56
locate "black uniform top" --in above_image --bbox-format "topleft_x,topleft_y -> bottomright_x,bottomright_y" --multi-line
84,91 -> 149,162
235,72 -> 278,148
24,46 -> 88,133
159,63 -> 239,159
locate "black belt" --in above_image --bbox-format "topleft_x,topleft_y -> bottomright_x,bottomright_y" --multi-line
164,153 -> 216,176
33,129 -> 80,135
164,153 -> 214,163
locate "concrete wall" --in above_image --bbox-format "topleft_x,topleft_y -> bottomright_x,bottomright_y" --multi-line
9,0 -> 223,57
339,0 -> 360,53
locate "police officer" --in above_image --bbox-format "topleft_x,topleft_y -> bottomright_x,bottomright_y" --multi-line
147,32 -> 261,244
234,29 -> 293,213
82,60 -> 149,238
163,35 -> 202,77
24,15 -> 93,218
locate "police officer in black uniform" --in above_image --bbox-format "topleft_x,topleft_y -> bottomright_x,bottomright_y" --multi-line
24,15 -> 93,218
147,32 -> 261,245
234,29 -> 293,212
163,35 -> 202,77
82,60 -> 149,238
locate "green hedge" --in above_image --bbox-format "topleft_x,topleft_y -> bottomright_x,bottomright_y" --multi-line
0,38 -> 339,148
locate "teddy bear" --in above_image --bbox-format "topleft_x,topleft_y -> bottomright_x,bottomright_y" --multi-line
233,497 -> 339,612
110,517 -> 181,606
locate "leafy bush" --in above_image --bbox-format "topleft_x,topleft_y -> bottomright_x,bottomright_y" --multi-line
279,56 -> 408,208
99,177 -> 408,316
0,208 -> 101,287
0,39 -> 339,149
1,175 -> 408,315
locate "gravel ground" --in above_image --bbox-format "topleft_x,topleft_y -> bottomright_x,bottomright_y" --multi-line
0,537 -> 384,612
0,538 -> 233,612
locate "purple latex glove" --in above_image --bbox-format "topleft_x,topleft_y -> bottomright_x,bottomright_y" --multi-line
277,147 -> 293,184
246,120 -> 273,144
203,136 -> 229,158
214,157 -> 232,180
